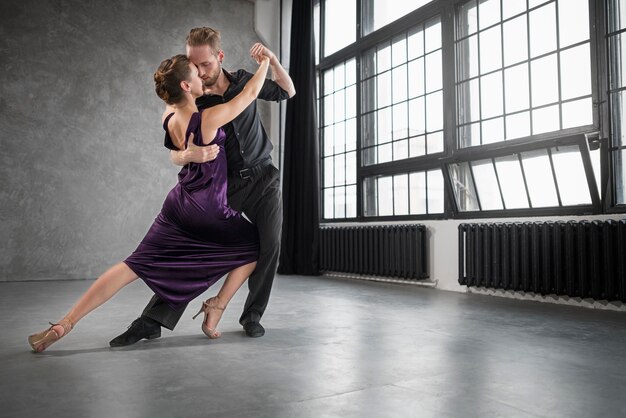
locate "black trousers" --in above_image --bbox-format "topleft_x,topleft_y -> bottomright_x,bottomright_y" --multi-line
141,164 -> 282,330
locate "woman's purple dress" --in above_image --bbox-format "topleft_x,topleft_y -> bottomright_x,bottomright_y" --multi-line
124,111 -> 259,310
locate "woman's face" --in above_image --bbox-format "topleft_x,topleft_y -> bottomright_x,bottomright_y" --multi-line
187,63 -> 204,98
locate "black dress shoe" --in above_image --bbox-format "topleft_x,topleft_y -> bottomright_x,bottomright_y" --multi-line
109,317 -> 161,347
243,321 -> 265,338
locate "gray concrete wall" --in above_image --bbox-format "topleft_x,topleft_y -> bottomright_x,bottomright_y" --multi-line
0,0 -> 270,281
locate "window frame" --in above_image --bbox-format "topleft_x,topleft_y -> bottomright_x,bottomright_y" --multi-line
317,0 -> 625,223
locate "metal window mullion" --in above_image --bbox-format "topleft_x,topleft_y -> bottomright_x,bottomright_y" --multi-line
526,4 -> 534,135
500,0 -> 507,140
546,147 -> 563,207
555,0 -> 564,130
477,1 -> 484,146
491,157 -> 507,209
518,152 -> 533,208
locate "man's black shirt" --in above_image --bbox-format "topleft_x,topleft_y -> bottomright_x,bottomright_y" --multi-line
194,69 -> 289,172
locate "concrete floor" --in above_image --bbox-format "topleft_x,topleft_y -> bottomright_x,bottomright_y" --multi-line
1,275 -> 625,418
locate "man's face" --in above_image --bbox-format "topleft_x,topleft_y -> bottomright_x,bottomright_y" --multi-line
187,45 -> 223,88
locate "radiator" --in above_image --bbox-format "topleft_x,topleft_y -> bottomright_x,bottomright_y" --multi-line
458,220 -> 626,302
320,225 -> 428,280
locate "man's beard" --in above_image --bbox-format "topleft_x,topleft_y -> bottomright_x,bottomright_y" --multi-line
202,65 -> 221,89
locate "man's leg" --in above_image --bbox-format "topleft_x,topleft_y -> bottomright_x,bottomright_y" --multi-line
109,295 -> 186,347
238,167 -> 282,335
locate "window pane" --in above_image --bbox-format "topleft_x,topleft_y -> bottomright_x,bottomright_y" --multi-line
479,25 -> 502,73
334,64 -> 345,91
334,121 -> 345,154
532,105 -> 559,135
410,135 -> 426,157
558,0 -> 589,48
551,146 -> 591,205
362,77 -> 376,113
392,35 -> 407,67
394,174 -> 409,215
346,85 -> 357,119
472,159 -> 503,210
481,71 -> 503,119
505,63 -> 529,113
506,111 -> 531,140
503,15 -> 528,66
378,142 -> 392,164
324,0 -> 356,56
503,0 -> 526,20
494,156 -> 529,209
409,97 -> 426,136
392,64 -> 408,103
408,57 -> 425,98
426,91 -> 443,131
378,176 -> 393,216
409,172 -> 427,214
407,26 -> 424,60
393,139 -> 409,161
377,72 -> 392,108
346,118 -> 357,151
529,3 -> 556,58
362,0 -> 434,35
334,153 -> 345,185
479,0 -> 500,30
458,79 -> 480,124
425,50 -> 443,93
482,117 -> 504,144
531,54 -> 559,107
424,19 -> 441,53
393,103 -> 408,140
324,94 -> 334,125
458,122 -> 481,147
560,44 -> 592,101
521,150 -> 559,207
346,58 -> 357,85
335,186 -> 346,218
562,98 -> 593,129
427,131 -> 444,154
457,35 -> 479,81
323,157 -> 334,187
427,169 -> 445,213
346,151 -> 357,184
362,112 -> 376,148
324,69 -> 334,95
449,162 -> 480,211
323,126 -> 334,156
334,90 -> 345,121
346,185 -> 357,217
324,188 -> 334,218
378,107 -> 392,143
378,43 -> 392,72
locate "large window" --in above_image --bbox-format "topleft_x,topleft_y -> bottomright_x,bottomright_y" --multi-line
318,0 -> 625,221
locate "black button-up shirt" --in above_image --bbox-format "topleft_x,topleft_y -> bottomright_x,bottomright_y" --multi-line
194,69 -> 289,171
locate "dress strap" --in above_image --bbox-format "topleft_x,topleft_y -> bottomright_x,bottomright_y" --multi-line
162,112 -> 175,130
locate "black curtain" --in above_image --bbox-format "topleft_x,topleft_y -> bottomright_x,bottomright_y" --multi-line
278,0 -> 320,275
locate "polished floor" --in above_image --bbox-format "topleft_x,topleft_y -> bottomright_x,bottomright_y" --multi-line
1,275 -> 625,417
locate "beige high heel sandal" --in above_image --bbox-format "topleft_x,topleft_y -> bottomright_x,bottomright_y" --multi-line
28,317 -> 74,353
192,296 -> 225,339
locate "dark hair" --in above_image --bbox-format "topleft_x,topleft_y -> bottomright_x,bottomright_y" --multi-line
154,54 -> 192,104
185,27 -> 221,52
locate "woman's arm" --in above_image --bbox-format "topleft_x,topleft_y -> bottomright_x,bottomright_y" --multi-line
201,56 -> 270,137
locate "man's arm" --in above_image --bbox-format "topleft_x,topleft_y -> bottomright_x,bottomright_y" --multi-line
250,43 -> 296,98
169,134 -> 220,166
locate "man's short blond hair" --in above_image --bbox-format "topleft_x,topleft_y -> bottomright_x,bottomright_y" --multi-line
185,27 -> 222,52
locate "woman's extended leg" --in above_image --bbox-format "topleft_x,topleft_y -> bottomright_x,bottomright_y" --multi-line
28,262 -> 138,352
194,261 -> 256,338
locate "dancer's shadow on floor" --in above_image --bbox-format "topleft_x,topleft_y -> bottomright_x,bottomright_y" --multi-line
23,331 -> 250,357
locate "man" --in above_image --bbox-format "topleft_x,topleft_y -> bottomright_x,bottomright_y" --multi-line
110,27 -> 295,346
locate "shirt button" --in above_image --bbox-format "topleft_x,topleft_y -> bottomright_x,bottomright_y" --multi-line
241,150 -> 244,154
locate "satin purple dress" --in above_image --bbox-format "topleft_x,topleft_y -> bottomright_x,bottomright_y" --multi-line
124,111 -> 259,310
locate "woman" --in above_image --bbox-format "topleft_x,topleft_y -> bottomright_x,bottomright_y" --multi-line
28,52 -> 270,352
